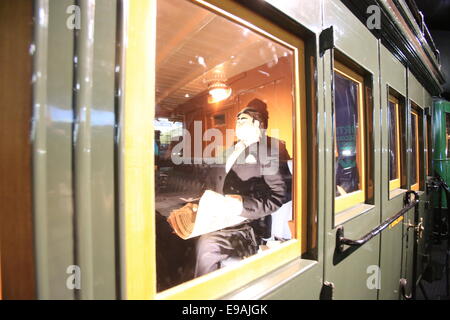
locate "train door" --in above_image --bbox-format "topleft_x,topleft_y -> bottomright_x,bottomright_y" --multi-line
119,0 -> 325,299
322,0 -> 381,299
378,45 -> 408,300
415,91 -> 434,293
401,72 -> 427,299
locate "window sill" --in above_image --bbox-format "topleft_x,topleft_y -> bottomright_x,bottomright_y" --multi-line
334,203 -> 374,226
156,240 -> 302,300
389,188 -> 407,200
220,258 -> 317,300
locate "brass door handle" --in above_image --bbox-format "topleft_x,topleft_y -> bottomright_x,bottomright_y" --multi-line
407,217 -> 424,243
416,217 -> 424,240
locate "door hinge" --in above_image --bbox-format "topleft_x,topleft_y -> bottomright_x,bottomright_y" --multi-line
319,26 -> 334,57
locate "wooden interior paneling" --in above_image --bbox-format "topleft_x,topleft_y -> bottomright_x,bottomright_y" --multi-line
0,0 -> 36,299
156,0 -> 292,113
177,56 -> 294,157
0,250 -> 2,300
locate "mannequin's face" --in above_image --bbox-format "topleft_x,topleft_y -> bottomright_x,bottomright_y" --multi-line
235,113 -> 261,143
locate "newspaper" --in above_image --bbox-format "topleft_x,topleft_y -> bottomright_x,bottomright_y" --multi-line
167,190 -> 246,239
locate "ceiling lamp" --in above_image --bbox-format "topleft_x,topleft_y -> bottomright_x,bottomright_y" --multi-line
206,70 -> 232,104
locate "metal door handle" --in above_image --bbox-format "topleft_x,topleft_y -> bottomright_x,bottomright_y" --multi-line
417,217 -> 424,239
400,278 -> 412,300
336,191 -> 419,253
407,217 -> 424,243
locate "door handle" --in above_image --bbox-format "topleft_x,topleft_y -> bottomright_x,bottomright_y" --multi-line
399,278 -> 412,300
407,217 -> 424,243
336,191 -> 418,253
417,217 -> 425,240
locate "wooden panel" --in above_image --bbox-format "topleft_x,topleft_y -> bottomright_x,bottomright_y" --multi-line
0,250 -> 2,300
0,0 -> 35,299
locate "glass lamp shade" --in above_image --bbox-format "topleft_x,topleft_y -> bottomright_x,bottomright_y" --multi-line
207,82 -> 232,104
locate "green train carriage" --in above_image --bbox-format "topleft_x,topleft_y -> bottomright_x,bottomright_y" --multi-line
0,0 -> 447,300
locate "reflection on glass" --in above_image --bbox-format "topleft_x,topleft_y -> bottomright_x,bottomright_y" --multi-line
334,72 -> 360,196
155,0 -> 295,292
411,112 -> 418,187
388,100 -> 399,181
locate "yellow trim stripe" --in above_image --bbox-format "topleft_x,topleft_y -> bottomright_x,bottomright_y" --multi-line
122,0 -> 156,299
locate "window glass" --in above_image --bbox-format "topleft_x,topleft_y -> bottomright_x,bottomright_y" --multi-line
334,63 -> 365,213
388,96 -> 402,192
335,74 -> 360,195
155,0 -> 296,292
388,100 -> 399,181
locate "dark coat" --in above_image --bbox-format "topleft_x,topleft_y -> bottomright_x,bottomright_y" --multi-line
207,136 -> 292,239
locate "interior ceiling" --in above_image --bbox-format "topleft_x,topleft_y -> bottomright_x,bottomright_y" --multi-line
156,0 -> 291,114
415,0 -> 450,30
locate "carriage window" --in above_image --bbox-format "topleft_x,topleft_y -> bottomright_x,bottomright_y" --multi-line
411,109 -> 420,191
154,0 -> 303,295
334,61 -> 366,213
388,96 -> 401,191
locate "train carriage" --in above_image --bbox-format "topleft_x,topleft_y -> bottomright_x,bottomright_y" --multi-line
0,0 -> 448,300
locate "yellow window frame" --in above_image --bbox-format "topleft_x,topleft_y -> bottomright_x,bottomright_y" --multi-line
334,61 -> 366,213
411,110 -> 420,191
121,0 -> 307,300
388,95 -> 401,191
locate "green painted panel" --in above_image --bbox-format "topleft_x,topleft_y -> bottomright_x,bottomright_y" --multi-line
401,208 -> 416,299
33,0 -> 118,300
432,99 -> 450,208
264,0 -> 322,33
262,262 -> 323,300
323,0 -> 381,300
408,72 -> 424,108
32,0 -> 76,300
74,0 -> 117,299
89,0 -> 117,299
379,223 -> 403,300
